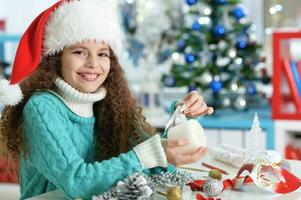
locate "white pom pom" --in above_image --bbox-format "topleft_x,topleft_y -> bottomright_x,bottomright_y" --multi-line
0,79 -> 23,106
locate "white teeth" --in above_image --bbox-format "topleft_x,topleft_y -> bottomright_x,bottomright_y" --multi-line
79,73 -> 98,80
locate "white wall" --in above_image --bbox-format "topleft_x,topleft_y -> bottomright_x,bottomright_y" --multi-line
242,0 -> 264,42
0,0 -> 58,34
0,0 -> 264,36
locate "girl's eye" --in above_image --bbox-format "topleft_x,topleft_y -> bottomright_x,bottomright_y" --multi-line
98,53 -> 110,58
73,50 -> 86,55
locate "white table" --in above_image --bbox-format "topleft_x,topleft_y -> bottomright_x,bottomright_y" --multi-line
27,154 -> 301,200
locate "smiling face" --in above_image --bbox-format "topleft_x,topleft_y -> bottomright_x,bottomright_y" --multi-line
60,40 -> 111,93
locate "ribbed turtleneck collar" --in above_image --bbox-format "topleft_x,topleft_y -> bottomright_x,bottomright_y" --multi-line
52,77 -> 106,117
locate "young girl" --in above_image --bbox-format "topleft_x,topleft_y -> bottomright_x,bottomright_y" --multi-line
0,0 -> 213,199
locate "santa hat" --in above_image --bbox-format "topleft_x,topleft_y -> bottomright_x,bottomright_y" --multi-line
0,0 -> 122,106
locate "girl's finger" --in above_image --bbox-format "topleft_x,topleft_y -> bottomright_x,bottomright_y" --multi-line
182,92 -> 202,108
184,98 -> 204,115
164,139 -> 189,148
189,102 -> 208,117
176,147 -> 208,165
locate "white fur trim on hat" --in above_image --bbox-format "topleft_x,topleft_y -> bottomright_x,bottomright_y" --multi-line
0,79 -> 23,106
43,0 -> 122,57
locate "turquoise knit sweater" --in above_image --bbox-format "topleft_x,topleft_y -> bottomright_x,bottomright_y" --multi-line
19,91 -> 164,200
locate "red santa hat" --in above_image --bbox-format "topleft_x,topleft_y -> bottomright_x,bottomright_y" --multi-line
0,0 -> 122,106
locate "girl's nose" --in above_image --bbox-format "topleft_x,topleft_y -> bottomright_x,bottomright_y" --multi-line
86,55 -> 99,68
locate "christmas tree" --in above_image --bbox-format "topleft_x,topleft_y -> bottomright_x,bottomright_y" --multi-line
161,0 -> 270,110
246,112 -> 265,158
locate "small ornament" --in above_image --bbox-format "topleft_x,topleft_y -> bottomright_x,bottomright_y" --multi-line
202,179 -> 223,197
171,52 -> 180,61
232,6 -> 246,20
200,72 -> 213,85
208,169 -> 222,180
249,33 -> 258,43
186,0 -> 198,6
210,76 -> 222,93
216,56 -> 231,67
192,21 -> 202,31
177,39 -> 186,51
246,82 -> 257,95
246,113 -> 265,158
213,25 -> 226,37
164,76 -> 176,87
150,169 -> 195,189
188,85 -> 198,92
230,81 -> 238,92
167,186 -> 182,200
198,16 -> 212,30
217,40 -> 227,51
236,37 -> 248,49
214,0 -> 227,5
222,97 -> 231,108
185,53 -> 196,64
227,48 -> 237,58
93,173 -> 155,200
234,57 -> 243,65
234,96 -> 247,111
116,173 -> 155,200
200,5 -> 212,16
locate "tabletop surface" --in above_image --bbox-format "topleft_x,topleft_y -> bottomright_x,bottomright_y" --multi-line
27,154 -> 301,200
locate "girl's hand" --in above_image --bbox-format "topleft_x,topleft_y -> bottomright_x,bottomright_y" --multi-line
177,91 -> 214,118
162,139 -> 208,166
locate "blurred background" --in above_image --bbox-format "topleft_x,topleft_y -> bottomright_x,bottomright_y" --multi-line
1,0 -> 301,199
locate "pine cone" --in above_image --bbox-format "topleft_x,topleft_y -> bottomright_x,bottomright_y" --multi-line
117,173 -> 156,200
93,173 -> 156,200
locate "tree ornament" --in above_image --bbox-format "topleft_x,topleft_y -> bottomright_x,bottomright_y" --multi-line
213,25 -> 226,37
116,173 -> 155,200
186,0 -> 198,6
234,95 -> 247,111
164,76 -> 176,87
249,33 -> 258,43
227,48 -> 237,58
93,173 -> 155,200
185,53 -> 196,64
192,21 -> 202,31
246,113 -> 265,159
216,56 -> 231,67
167,186 -> 182,200
188,85 -> 198,92
232,6 -> 246,20
210,76 -> 222,93
214,0 -> 227,5
230,81 -> 239,92
200,4 -> 212,16
246,82 -> 257,96
200,72 -> 213,85
222,97 -> 231,108
150,169 -> 195,189
208,169 -> 222,180
198,16 -> 212,30
236,37 -> 248,49
202,179 -> 223,197
177,39 -> 187,51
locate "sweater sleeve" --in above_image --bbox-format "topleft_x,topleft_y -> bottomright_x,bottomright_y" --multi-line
22,95 -> 144,199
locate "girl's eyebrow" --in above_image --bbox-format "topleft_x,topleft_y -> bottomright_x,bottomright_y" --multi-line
69,45 -> 87,50
98,47 -> 110,52
69,45 -> 110,52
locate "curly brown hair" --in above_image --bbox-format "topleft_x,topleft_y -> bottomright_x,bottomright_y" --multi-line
0,49 -> 155,164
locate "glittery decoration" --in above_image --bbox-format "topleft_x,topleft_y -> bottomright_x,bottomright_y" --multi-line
167,186 -> 182,200
150,169 -> 196,189
93,173 -> 155,200
208,169 -> 222,180
202,179 -> 223,197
